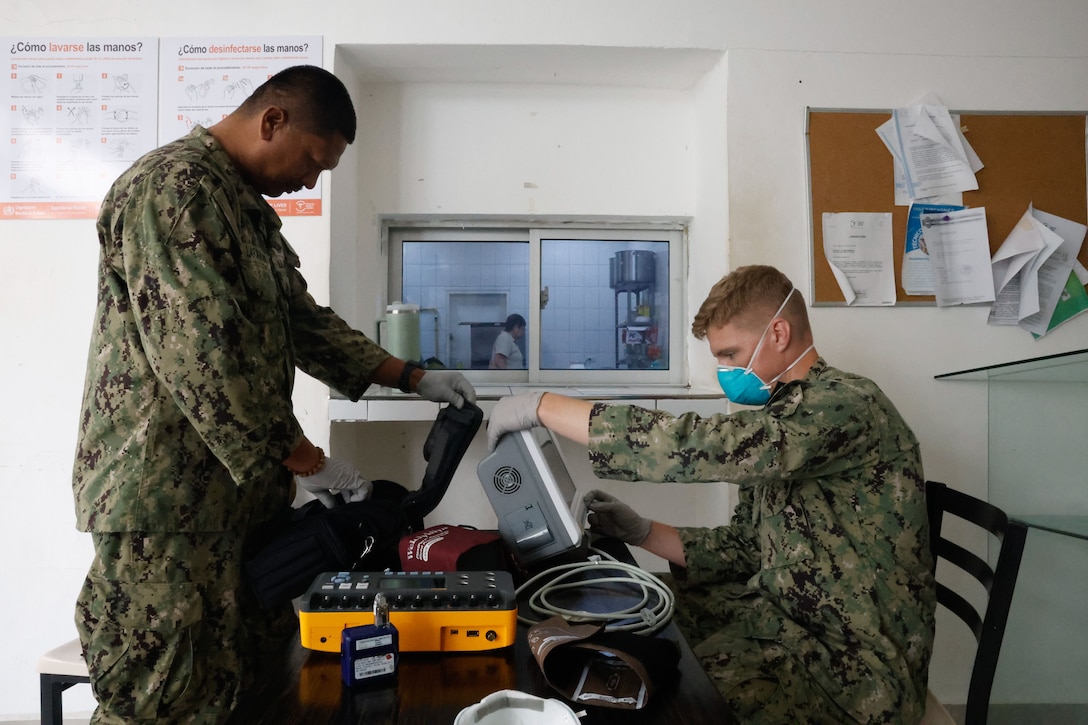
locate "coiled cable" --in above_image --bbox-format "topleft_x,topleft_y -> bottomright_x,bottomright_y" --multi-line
515,546 -> 675,636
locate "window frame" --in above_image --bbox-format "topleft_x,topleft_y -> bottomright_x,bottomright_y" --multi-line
385,216 -> 688,387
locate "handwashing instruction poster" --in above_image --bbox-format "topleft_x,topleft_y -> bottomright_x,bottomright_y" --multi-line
2,35 -> 323,219
2,37 -> 157,219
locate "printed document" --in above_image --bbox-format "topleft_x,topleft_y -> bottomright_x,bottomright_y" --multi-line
2,36 -> 158,219
822,212 -> 896,305
918,207 -> 994,306
1075,260 -> 1088,285
876,95 -> 982,203
1017,208 -> 1088,336
987,206 -> 1056,324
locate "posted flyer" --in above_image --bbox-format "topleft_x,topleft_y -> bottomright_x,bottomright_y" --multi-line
159,36 -> 323,216
2,37 -> 157,219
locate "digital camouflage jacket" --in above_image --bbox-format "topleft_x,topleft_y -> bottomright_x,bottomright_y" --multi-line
587,358 -> 936,724
74,127 -> 389,533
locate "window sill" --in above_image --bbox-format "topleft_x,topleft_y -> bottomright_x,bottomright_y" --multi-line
329,385 -> 725,422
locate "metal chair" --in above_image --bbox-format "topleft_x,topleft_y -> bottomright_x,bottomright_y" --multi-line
922,480 -> 1028,725
37,638 -> 89,725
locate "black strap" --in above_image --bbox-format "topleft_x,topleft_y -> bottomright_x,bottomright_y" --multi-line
402,402 -> 483,524
398,360 -> 422,393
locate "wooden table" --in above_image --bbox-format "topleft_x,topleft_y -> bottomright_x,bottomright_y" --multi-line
230,542 -> 733,724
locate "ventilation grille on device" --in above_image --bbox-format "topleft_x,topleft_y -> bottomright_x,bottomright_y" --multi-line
492,466 -> 522,494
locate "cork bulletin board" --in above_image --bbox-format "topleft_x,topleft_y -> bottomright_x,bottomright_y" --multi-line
806,109 -> 1088,305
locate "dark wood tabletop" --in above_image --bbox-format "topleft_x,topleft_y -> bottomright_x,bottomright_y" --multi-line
231,541 -> 733,724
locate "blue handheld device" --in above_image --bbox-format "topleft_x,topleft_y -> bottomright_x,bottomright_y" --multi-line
341,592 -> 399,688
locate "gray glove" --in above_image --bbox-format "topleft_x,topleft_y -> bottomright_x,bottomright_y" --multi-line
416,370 -> 477,409
296,456 -> 373,509
583,489 -> 652,546
487,391 -> 543,451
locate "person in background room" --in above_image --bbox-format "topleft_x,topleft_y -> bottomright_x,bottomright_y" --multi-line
489,312 -> 526,369
72,65 -> 475,724
487,265 -> 935,725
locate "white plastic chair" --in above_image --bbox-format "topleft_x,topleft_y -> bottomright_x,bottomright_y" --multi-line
37,638 -> 90,725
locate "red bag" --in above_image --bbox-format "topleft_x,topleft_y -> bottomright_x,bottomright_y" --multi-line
399,524 -> 504,572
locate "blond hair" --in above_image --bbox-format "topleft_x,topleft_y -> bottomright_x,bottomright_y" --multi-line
691,265 -> 811,340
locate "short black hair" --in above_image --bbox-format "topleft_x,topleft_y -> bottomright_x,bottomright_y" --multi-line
504,313 -> 526,331
238,65 -> 356,143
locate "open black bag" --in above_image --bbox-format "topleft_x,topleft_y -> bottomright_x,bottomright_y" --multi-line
243,402 -> 483,609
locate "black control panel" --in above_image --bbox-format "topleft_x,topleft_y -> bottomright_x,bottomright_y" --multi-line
303,570 -> 517,614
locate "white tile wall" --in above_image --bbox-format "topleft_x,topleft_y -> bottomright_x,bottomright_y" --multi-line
403,239 -> 671,370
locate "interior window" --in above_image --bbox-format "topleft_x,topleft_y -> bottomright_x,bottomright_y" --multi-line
540,237 -> 669,372
388,220 -> 686,386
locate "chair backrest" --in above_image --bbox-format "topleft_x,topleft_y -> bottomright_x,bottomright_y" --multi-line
925,480 -> 1028,725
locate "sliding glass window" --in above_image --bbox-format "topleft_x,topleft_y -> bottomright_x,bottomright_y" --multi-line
388,221 -> 686,386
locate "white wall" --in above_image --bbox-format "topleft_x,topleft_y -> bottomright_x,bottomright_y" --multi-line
726,47 -> 1088,706
330,64 -> 725,552
728,46 -> 1088,487
3,0 -> 1087,719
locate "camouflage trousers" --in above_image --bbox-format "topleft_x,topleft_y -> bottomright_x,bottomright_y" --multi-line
659,574 -> 856,725
76,529 -> 297,724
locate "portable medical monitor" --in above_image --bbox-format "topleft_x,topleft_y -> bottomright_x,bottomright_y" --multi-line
477,428 -> 587,567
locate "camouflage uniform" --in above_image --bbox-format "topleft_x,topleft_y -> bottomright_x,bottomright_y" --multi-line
587,358 -> 935,725
72,126 -> 390,723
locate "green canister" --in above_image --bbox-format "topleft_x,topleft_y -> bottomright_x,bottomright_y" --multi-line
382,302 -> 421,362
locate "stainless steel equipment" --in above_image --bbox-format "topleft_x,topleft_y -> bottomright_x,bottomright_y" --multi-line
609,250 -> 656,291
609,251 -> 657,369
